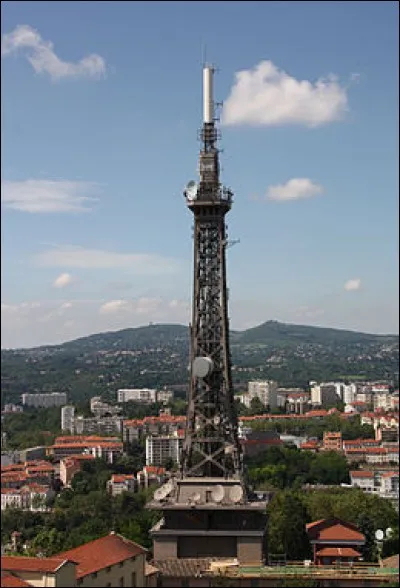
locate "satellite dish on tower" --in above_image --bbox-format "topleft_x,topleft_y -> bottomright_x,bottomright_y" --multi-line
375,529 -> 384,541
229,485 -> 244,504
211,484 -> 225,503
192,356 -> 213,379
185,181 -> 198,201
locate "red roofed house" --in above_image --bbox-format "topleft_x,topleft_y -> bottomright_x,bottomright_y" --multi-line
1,555 -> 76,587
137,466 -> 166,488
107,474 -> 137,496
57,531 -> 146,587
306,519 -> 365,566
60,455 -> 95,487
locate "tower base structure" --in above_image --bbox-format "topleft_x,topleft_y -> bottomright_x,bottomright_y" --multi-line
147,477 -> 267,565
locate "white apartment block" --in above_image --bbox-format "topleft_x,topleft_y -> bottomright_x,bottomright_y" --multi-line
117,388 -> 157,404
61,405 -> 75,433
343,383 -> 358,405
310,383 -> 340,407
22,392 -> 67,408
374,393 -> 392,412
90,396 -> 121,417
247,381 -> 278,409
157,389 -> 174,404
74,415 -> 123,436
145,434 -> 183,466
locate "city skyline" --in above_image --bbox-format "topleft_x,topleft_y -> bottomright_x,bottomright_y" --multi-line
1,0 -> 398,348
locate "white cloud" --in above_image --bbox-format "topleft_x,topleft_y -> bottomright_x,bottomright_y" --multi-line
99,298 -> 163,316
1,180 -> 99,213
1,24 -> 106,80
222,60 -> 348,127
34,245 -> 181,275
267,178 -> 323,202
53,273 -> 74,289
344,278 -> 361,291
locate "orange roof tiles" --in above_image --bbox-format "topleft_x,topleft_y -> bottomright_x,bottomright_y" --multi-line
1,573 -> 33,587
318,523 -> 365,542
57,532 -> 146,578
350,471 -> 374,478
1,556 -> 73,574
144,466 -> 166,475
316,547 -> 361,557
111,474 -> 135,483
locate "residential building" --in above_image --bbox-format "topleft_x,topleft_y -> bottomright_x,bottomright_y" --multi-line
156,389 -> 174,405
343,383 -> 358,405
2,404 -> 23,414
1,532 -> 147,587
137,465 -> 166,488
57,532 -> 146,588
46,436 -> 123,462
306,518 -> 365,565
117,388 -> 157,404
61,405 -> 75,434
247,380 -> 278,409
300,439 -> 320,453
74,415 -> 123,436
310,383 -> 339,407
107,474 -> 137,496
145,432 -> 183,466
59,454 -> 95,486
239,429 -> 282,457
1,555 -> 76,587
285,392 -> 311,414
90,397 -> 121,417
21,393 -> 67,409
349,470 -> 376,492
1,488 -> 30,511
322,431 -> 342,452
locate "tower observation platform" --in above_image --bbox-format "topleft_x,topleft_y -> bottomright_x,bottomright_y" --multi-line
147,65 -> 267,567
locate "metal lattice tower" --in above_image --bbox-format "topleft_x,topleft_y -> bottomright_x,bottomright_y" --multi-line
181,65 -> 243,481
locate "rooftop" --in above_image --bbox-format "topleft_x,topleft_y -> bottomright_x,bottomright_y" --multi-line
1,556 -> 73,574
0,573 -> 33,588
57,532 -> 146,578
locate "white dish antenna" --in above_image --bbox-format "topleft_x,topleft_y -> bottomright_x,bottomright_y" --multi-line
190,492 -> 201,504
229,485 -> 244,504
192,356 -> 213,379
211,484 -> 225,503
375,529 -> 384,541
185,181 -> 198,201
154,486 -> 169,501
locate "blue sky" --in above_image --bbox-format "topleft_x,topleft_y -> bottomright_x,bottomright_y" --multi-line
1,0 -> 398,348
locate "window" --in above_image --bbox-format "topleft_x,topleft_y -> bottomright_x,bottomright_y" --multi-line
131,572 -> 137,587
106,566 -> 111,573
106,584 -> 111,587
91,572 -> 98,579
119,577 -> 124,588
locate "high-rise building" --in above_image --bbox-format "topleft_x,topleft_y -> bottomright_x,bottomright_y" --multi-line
61,405 -> 75,433
247,380 -> 278,409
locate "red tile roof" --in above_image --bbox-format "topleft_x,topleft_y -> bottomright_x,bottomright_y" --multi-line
1,573 -> 33,587
319,523 -> 365,542
144,466 -> 166,475
1,556 -> 73,574
57,532 -> 146,578
316,547 -> 361,558
350,470 -> 374,478
306,519 -> 365,543
111,474 -> 135,483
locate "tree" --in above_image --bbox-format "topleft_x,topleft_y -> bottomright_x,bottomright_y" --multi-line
267,491 -> 311,561
357,513 -> 378,562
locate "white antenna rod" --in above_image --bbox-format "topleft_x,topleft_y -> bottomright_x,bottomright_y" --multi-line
203,65 -> 214,124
